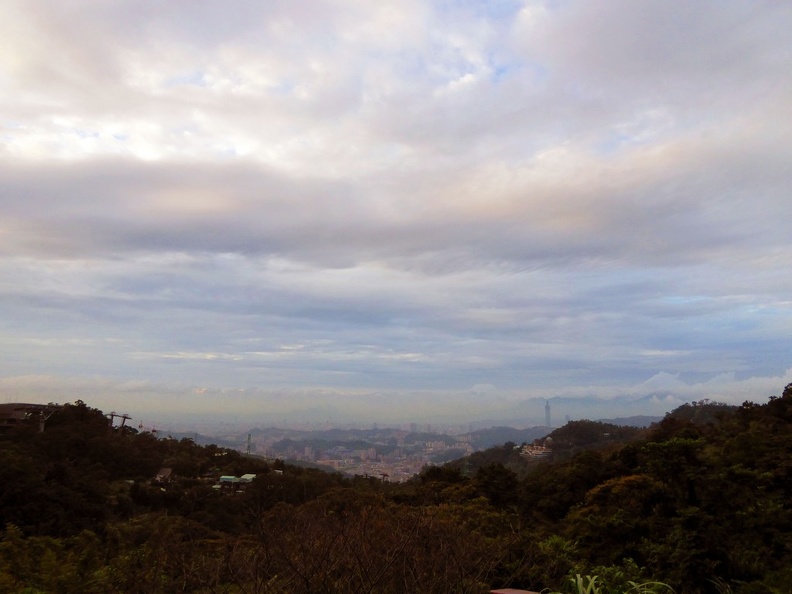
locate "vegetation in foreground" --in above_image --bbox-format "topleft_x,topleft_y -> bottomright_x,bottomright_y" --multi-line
1,385 -> 791,593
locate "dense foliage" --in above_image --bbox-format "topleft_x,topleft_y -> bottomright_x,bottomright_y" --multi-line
1,387 -> 791,593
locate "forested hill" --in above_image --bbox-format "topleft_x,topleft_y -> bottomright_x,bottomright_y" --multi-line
444,419 -> 648,477
2,388 -> 792,593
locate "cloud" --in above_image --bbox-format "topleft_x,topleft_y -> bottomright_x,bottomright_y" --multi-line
1,1 -> 791,424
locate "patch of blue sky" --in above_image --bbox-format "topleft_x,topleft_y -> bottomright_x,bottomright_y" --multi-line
436,0 -> 523,21
594,135 -> 628,156
390,40 -> 491,86
489,59 -> 536,83
594,129 -> 656,157
73,129 -> 100,139
495,59 -> 548,85
491,62 -> 513,82
112,134 -> 129,142
163,70 -> 207,89
268,79 -> 297,96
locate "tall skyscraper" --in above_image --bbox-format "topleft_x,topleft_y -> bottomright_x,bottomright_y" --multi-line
545,400 -> 551,427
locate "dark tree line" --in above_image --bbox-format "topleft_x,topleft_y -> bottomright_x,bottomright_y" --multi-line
2,388 -> 792,593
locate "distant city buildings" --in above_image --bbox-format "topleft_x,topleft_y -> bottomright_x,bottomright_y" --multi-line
252,434 -> 475,482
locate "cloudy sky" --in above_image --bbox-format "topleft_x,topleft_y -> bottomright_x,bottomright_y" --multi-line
1,0 -> 791,425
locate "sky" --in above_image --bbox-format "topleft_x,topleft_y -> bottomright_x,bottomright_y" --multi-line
1,0 -> 791,426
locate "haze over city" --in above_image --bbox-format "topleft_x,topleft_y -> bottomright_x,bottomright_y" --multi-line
1,1 -> 791,426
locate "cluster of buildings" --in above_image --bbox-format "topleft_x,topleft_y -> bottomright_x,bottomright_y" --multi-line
255,436 -> 475,482
519,437 -> 553,460
215,473 -> 258,490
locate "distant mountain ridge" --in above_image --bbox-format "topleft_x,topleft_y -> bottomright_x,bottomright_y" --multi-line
164,414 -> 663,453
466,425 -> 550,449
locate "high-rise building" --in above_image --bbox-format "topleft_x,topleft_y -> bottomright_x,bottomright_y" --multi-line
545,400 -> 551,427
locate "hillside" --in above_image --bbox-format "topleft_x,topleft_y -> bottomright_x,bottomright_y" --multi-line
1,387 -> 792,593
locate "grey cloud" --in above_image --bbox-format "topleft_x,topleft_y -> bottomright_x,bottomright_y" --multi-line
515,1 -> 792,106
3,133 -> 790,274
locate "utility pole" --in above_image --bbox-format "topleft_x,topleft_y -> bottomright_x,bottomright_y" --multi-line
38,408 -> 57,433
107,412 -> 132,432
